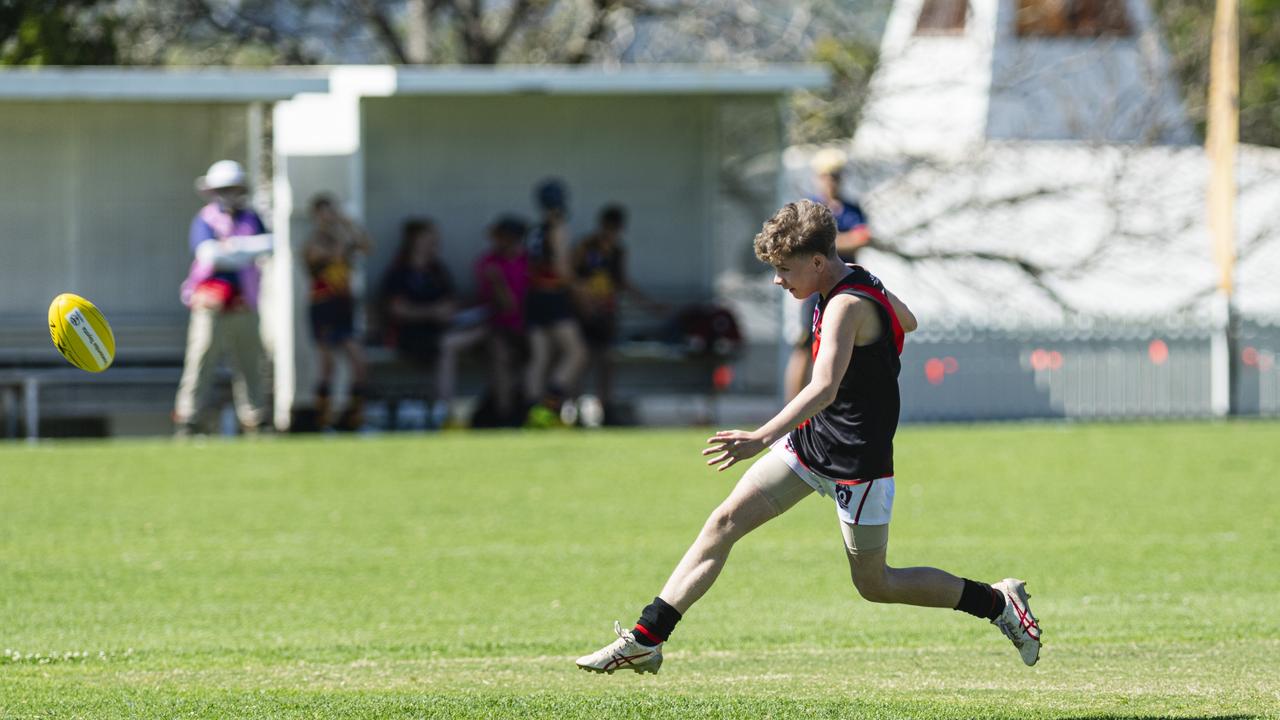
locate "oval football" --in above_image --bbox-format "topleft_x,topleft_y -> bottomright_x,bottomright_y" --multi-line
48,293 -> 115,373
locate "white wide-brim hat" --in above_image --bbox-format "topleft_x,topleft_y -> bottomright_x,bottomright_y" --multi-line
196,160 -> 247,192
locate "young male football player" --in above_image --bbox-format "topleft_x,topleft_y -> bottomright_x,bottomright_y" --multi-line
576,200 -> 1041,675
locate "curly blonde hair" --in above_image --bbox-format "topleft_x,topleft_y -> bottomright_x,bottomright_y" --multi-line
752,200 -> 836,265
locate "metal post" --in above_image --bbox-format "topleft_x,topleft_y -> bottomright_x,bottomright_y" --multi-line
23,376 -> 39,443
773,95 -> 792,406
2,386 -> 16,438
270,102 -> 295,432
247,101 -> 265,212
1206,0 -> 1239,417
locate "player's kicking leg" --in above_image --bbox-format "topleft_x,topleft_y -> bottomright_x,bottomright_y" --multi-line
576,452 -> 812,674
843,527 -> 1042,666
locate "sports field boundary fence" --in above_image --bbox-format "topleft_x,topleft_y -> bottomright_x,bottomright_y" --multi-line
896,317 -> 1280,421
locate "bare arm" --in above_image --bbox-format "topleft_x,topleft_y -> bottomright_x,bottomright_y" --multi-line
834,225 -> 871,258
194,234 -> 273,271
704,295 -> 865,470
345,220 -> 373,255
483,264 -> 516,314
616,251 -> 666,312
885,289 -> 917,333
389,296 -> 456,323
550,222 -> 573,281
303,234 -> 334,270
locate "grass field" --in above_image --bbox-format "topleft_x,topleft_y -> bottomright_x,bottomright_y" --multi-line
1,422 -> 1278,719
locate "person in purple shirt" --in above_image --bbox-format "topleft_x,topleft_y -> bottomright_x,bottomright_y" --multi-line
174,160 -> 273,436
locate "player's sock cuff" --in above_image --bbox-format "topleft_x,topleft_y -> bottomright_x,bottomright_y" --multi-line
955,578 -> 1004,620
635,596 -> 682,645
632,624 -> 664,646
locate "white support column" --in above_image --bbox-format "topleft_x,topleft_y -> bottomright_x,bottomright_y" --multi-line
773,95 -> 793,405
247,101 -> 266,211
271,86 -> 366,431
2,386 -> 17,438
23,376 -> 39,443
66,116 -> 82,292
271,106 -> 297,432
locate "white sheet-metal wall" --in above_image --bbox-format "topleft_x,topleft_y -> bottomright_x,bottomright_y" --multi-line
0,101 -> 251,362
272,90 -> 789,419
359,94 -> 717,300
987,0 -> 1190,144
855,0 -> 1192,157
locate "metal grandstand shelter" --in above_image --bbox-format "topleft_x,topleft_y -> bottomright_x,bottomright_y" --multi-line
0,64 -> 833,435
271,64 -> 830,429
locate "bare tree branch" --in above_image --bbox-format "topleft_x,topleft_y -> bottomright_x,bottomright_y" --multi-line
884,185 -> 1076,241
352,0 -> 411,64
560,0 -> 615,65
867,238 -> 1076,309
1171,214 -> 1280,313
493,0 -> 539,56
181,0 -> 315,64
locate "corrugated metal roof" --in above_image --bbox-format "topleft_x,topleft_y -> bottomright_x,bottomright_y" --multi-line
0,67 -> 330,102
333,64 -> 830,97
0,64 -> 827,102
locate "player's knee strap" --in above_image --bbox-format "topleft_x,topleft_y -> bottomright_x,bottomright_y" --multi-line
841,522 -> 889,555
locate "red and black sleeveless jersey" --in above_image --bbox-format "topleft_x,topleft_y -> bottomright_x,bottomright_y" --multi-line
788,265 -> 905,481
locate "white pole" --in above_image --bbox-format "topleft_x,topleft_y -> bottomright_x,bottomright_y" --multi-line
1209,291 -> 1231,416
24,376 -> 39,444
271,103 -> 296,432
247,102 -> 266,212
1205,0 -> 1239,417
774,97 -> 792,405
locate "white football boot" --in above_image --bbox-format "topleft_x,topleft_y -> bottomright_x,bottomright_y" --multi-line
991,578 -> 1042,666
575,621 -> 663,675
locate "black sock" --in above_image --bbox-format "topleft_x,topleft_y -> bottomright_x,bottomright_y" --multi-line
633,596 -> 682,646
954,578 -> 1006,621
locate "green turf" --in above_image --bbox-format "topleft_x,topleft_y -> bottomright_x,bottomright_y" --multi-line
1,422 -> 1277,719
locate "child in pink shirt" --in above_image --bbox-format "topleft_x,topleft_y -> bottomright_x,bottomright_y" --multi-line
474,216 -> 531,422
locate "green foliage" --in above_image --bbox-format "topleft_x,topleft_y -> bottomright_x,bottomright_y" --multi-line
0,0 -> 119,65
1154,0 -> 1280,147
1,424 -> 1277,718
1239,0 -> 1280,144
790,34 -> 880,145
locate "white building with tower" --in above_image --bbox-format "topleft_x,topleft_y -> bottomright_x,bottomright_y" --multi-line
853,0 -> 1192,157
779,0 -> 1280,418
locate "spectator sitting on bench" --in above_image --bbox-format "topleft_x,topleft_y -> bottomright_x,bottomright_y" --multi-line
572,203 -> 665,422
379,218 -> 459,425
303,194 -> 372,430
470,215 -> 531,428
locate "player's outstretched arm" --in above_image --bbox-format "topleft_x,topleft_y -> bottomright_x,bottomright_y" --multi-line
704,295 -> 863,471
886,289 -> 917,333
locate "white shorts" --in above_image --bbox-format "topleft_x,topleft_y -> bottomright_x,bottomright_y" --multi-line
772,437 -> 895,526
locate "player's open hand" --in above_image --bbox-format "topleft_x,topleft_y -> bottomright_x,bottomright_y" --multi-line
703,430 -> 765,472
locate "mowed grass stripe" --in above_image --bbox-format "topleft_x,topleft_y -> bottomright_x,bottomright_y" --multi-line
1,423 -> 1277,719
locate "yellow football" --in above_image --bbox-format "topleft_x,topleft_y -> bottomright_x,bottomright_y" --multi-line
48,293 -> 115,373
